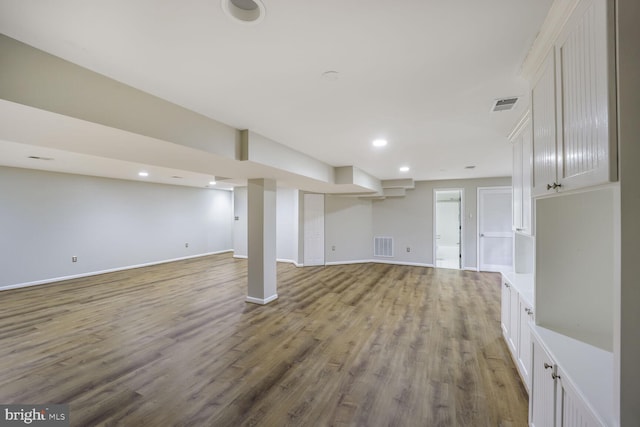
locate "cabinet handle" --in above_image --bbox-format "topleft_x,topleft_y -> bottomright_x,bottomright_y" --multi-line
552,373 -> 561,380
504,283 -> 510,288
525,308 -> 533,315
544,363 -> 553,370
547,182 -> 563,190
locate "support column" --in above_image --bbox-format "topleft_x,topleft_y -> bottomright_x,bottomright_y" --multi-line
246,178 -> 277,305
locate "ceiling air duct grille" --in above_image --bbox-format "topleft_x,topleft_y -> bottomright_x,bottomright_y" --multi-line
374,236 -> 394,258
491,97 -> 519,112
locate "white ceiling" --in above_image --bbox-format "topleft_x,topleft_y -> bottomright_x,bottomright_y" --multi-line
0,0 -> 554,189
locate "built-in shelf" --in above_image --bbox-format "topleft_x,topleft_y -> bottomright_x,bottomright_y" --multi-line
502,271 -> 534,308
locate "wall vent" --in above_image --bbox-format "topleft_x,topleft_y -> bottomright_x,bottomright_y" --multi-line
374,236 -> 394,257
491,97 -> 519,112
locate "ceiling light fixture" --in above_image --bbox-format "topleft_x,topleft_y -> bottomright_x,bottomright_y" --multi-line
27,155 -> 54,161
209,181 -> 217,186
372,139 -> 388,147
399,166 -> 410,172
321,71 -> 340,81
138,171 -> 149,177
221,0 -> 265,24
465,165 -> 476,169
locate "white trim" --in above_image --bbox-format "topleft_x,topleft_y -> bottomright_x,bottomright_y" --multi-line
520,0 -> 581,81
433,187 -> 464,270
326,259 -> 434,268
0,250 -> 234,292
463,267 -> 479,272
233,254 -> 248,259
325,260 -> 370,266
373,259 -> 434,268
245,294 -> 278,305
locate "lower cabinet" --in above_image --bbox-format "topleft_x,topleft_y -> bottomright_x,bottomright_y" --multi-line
501,274 -> 533,392
530,333 -> 606,427
517,296 -> 533,390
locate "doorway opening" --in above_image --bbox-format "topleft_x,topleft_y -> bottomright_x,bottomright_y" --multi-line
434,189 -> 463,269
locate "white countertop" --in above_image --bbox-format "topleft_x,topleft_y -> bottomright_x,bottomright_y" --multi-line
502,271 -> 534,308
530,325 -> 614,427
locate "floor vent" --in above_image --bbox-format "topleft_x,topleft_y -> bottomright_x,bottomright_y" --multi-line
374,236 -> 394,257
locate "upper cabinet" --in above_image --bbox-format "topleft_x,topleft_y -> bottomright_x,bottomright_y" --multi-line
531,0 -> 617,197
511,113 -> 534,235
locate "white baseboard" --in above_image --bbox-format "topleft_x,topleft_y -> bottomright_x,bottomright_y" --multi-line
325,259 -> 434,268
372,259 -> 434,268
0,249 -> 234,292
245,294 -> 278,305
463,266 -> 479,272
325,259 -> 371,266
233,254 -> 248,259
277,258 -> 303,267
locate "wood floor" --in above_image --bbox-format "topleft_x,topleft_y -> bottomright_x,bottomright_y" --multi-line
0,254 -> 528,426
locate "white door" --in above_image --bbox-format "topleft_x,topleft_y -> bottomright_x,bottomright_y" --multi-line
434,190 -> 462,269
303,193 -> 324,266
478,187 -> 513,272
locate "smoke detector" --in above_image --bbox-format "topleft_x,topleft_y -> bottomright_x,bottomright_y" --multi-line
491,97 -> 519,112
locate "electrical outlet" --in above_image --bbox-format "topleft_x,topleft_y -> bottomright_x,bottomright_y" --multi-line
185,243 -> 189,248
72,256 -> 78,262
332,245 -> 336,251
406,247 -> 411,253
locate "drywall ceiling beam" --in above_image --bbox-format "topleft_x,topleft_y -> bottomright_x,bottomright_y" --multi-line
381,178 -> 415,189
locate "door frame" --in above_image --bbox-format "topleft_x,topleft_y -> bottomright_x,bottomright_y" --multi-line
476,186 -> 513,272
433,188 -> 464,269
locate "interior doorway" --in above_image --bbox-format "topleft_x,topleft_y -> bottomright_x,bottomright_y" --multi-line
477,186 -> 513,272
434,189 -> 463,269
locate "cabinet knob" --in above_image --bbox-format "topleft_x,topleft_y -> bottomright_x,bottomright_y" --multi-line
547,182 -> 563,190
552,373 -> 561,380
544,363 -> 553,370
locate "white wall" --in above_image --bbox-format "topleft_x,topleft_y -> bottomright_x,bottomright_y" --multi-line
372,178 -> 510,269
0,166 -> 233,289
233,186 -> 300,264
325,195 -> 373,263
276,188 -> 299,263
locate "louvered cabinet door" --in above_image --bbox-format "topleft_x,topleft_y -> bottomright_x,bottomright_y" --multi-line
555,0 -> 617,190
531,52 -> 558,197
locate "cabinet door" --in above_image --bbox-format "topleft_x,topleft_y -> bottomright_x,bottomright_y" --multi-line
508,286 -> 520,354
532,52 -> 558,197
512,137 -> 523,231
555,366 -> 605,427
501,280 -> 511,339
530,334 -> 556,427
521,119 -> 533,235
556,0 -> 616,191
518,300 -> 533,392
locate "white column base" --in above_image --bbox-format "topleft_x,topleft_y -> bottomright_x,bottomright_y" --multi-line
245,294 -> 278,305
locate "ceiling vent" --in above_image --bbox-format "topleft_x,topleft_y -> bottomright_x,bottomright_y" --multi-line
491,97 -> 519,112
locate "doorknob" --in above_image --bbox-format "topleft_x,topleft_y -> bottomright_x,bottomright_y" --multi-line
480,233 -> 485,237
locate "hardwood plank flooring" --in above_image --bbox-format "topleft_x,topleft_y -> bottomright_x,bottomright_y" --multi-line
0,254 -> 528,426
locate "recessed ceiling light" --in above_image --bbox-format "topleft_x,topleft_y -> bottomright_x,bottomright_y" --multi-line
372,139 -> 388,147
399,166 -> 410,172
171,176 -> 183,179
138,171 -> 149,177
221,0 -> 265,24
209,181 -> 217,186
27,156 -> 54,161
465,165 -> 476,169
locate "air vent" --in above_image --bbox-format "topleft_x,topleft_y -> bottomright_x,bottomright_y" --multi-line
374,236 -> 394,257
491,97 -> 519,112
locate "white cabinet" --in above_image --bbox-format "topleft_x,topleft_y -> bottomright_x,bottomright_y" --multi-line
555,366 -> 605,427
530,329 -> 610,427
501,278 -> 512,345
531,0 -> 616,197
532,52 -> 558,197
517,296 -> 533,391
510,113 -> 533,235
530,333 -> 556,427
501,273 -> 534,392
